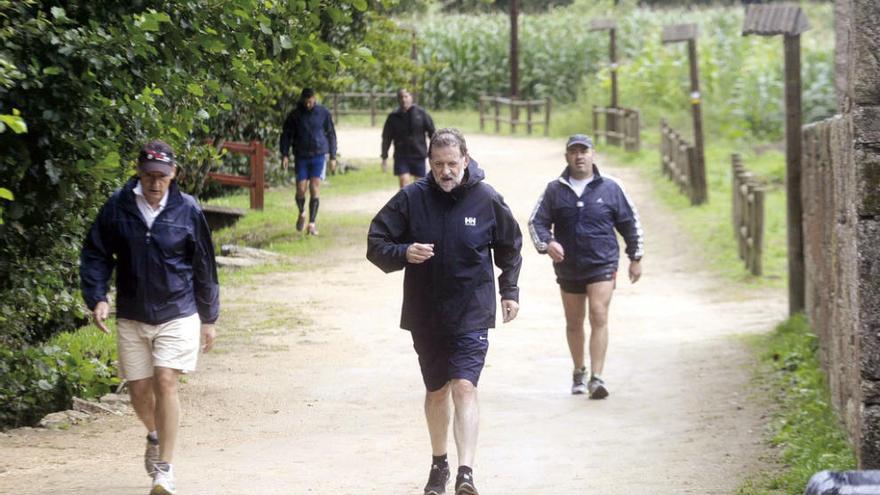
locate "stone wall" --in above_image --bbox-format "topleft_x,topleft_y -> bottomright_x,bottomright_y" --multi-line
802,0 -> 880,468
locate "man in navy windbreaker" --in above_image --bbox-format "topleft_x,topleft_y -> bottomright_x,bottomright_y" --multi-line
367,128 -> 522,495
80,140 -> 219,495
528,134 -> 644,400
279,87 -> 337,236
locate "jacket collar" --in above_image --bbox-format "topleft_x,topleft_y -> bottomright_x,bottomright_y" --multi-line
558,163 -> 602,186
120,176 -> 183,216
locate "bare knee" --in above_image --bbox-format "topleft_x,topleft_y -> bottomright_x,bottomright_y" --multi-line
588,307 -> 608,328
152,369 -> 178,397
451,379 -> 476,402
128,377 -> 153,401
426,384 -> 450,404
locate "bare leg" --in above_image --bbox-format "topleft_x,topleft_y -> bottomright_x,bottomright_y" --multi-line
153,367 -> 181,463
586,281 -> 614,377
425,383 -> 452,456
128,377 -> 157,432
398,173 -> 412,189
560,290 -> 588,370
451,379 -> 479,468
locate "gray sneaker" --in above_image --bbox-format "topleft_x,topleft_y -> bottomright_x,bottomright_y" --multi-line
144,434 -> 160,477
150,463 -> 176,495
588,376 -> 609,400
571,367 -> 588,395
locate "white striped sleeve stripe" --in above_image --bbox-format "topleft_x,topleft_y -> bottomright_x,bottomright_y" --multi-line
604,175 -> 644,259
528,191 -> 549,253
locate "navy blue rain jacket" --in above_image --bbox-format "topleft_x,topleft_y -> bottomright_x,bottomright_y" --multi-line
279,103 -> 337,159
528,165 -> 644,281
381,105 -> 436,160
367,162 -> 523,335
80,177 -> 220,325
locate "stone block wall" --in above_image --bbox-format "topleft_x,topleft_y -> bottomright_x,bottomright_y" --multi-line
802,0 -> 880,468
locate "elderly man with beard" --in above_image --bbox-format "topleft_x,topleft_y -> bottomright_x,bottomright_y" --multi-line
367,128 -> 523,495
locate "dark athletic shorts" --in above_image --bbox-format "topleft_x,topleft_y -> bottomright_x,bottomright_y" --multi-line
558,271 -> 617,294
411,329 -> 489,392
393,156 -> 427,177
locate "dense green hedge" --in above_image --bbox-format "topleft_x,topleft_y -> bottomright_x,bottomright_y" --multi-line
0,0 -> 412,347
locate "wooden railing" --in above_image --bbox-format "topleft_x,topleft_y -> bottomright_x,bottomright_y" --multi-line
592,106 -> 641,152
329,92 -> 397,126
731,154 -> 765,276
478,96 -> 551,136
660,119 -> 708,205
206,140 -> 268,210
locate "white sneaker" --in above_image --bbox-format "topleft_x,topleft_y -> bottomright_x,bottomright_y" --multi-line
150,463 -> 176,495
144,435 -> 159,477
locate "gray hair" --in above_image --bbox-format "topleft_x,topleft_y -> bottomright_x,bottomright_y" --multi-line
429,128 -> 468,158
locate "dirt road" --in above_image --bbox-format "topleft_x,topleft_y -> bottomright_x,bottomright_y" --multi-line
0,127 -> 786,494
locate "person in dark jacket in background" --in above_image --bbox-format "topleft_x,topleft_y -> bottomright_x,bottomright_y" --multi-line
529,134 -> 643,400
279,87 -> 337,236
367,128 -> 522,495
381,88 -> 436,189
80,140 -> 219,495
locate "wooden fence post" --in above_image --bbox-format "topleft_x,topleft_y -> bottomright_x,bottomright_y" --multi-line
494,98 -> 500,133
510,101 -> 517,134
526,101 -> 533,135
252,140 -> 265,211
752,187 -> 765,276
479,96 -> 485,132
544,97 -> 551,136
369,91 -> 376,127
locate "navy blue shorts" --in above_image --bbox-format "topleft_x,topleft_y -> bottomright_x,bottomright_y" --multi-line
558,271 -> 617,294
411,329 -> 489,392
294,155 -> 326,181
393,156 -> 427,177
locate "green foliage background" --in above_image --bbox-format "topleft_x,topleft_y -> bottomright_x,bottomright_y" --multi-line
0,0 -> 413,348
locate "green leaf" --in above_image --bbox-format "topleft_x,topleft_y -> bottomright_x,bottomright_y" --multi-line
50,7 -> 67,20
42,66 -> 63,75
0,114 -> 27,134
36,379 -> 54,391
351,0 -> 368,11
186,83 -> 204,97
0,188 -> 13,201
279,35 -> 292,50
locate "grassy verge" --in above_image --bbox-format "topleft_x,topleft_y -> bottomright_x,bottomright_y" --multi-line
736,315 -> 856,494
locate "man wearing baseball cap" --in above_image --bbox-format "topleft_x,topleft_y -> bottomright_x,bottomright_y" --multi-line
80,139 -> 220,495
528,134 -> 643,399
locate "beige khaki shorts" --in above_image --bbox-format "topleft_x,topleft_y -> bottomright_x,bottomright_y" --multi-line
117,313 -> 201,381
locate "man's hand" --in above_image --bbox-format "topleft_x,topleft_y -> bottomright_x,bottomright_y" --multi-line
201,324 -> 216,353
282,156 -> 289,171
629,260 -> 642,284
381,158 -> 388,173
406,243 -> 434,264
92,301 -> 110,334
547,241 -> 565,263
501,299 -> 519,323
328,158 -> 337,174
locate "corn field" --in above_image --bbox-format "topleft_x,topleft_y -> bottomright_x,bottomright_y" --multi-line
376,2 -> 836,141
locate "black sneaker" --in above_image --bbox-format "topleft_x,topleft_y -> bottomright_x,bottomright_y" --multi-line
588,376 -> 609,400
572,367 -> 588,395
455,472 -> 479,495
424,464 -> 450,495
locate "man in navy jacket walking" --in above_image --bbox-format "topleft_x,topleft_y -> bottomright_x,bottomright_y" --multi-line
280,87 -> 337,236
529,134 -> 643,399
81,140 -> 219,495
368,129 -> 522,495
381,88 -> 436,189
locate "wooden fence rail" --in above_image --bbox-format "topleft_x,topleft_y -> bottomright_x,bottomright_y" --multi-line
329,92 -> 398,126
592,105 -> 641,152
478,95 -> 551,136
660,119 -> 708,205
206,140 -> 268,210
731,153 -> 765,276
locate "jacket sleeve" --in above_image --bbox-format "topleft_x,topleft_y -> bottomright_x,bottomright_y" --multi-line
527,185 -> 554,254
80,202 -> 116,311
279,111 -> 295,158
324,108 -> 337,159
491,194 -> 523,302
192,206 -> 220,323
424,108 -> 436,139
366,190 -> 411,273
381,115 -> 392,160
612,182 -> 645,260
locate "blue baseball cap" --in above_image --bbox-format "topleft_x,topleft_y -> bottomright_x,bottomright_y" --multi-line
566,134 -> 594,149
